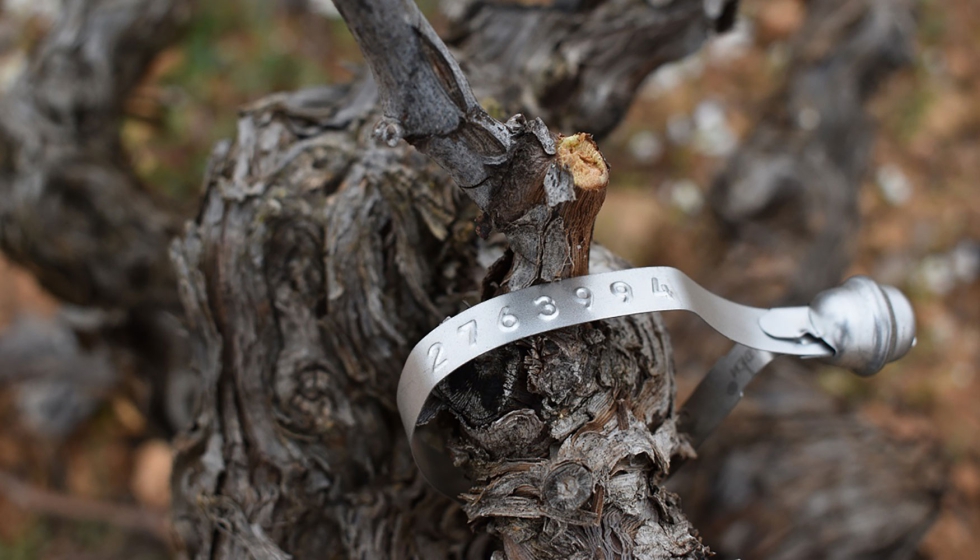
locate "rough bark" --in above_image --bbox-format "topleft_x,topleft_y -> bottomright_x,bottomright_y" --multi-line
0,0 -> 196,430
0,0 -> 189,312
666,1 -> 947,558
445,0 -> 738,139
170,0 -> 740,558
0,0 -> 945,558
170,81 -> 491,559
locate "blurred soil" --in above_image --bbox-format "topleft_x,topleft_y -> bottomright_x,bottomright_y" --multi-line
0,0 -> 977,558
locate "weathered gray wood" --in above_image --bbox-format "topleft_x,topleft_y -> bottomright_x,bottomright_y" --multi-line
669,361 -> 946,560
0,0 -> 945,558
170,0 -> 741,557
667,1 -> 946,558
709,0 -> 917,304
170,82 -> 492,559
0,0 -> 195,429
0,0 -> 190,311
446,0 -> 737,139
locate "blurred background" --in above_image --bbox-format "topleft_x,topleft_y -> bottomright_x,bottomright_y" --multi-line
0,0 -> 976,558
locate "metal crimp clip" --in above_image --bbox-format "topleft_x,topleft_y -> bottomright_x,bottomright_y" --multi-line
759,276 -> 917,376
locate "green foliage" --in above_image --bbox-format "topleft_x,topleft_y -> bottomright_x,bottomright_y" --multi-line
0,523 -> 49,560
125,0 -> 349,203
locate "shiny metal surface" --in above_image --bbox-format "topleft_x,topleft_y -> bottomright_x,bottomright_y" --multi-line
678,344 -> 774,449
396,267 -> 916,497
808,276 -> 917,376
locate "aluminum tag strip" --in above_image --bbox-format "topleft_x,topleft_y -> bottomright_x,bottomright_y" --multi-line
397,267 -> 915,497
677,344 -> 774,450
398,267 -> 828,438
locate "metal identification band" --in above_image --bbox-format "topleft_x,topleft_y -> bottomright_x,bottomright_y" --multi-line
397,267 -> 916,497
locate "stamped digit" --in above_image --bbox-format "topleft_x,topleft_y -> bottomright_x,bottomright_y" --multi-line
534,295 -> 559,320
427,343 -> 447,373
610,281 -> 633,303
574,287 -> 594,309
651,277 -> 674,298
498,306 -> 520,332
457,320 -> 477,346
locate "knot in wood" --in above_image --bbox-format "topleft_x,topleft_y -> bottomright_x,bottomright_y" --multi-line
298,366 -> 331,400
543,462 -> 593,512
464,409 -> 545,459
505,113 -> 527,133
374,118 -> 404,147
526,335 -> 595,400
289,365 -> 337,430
